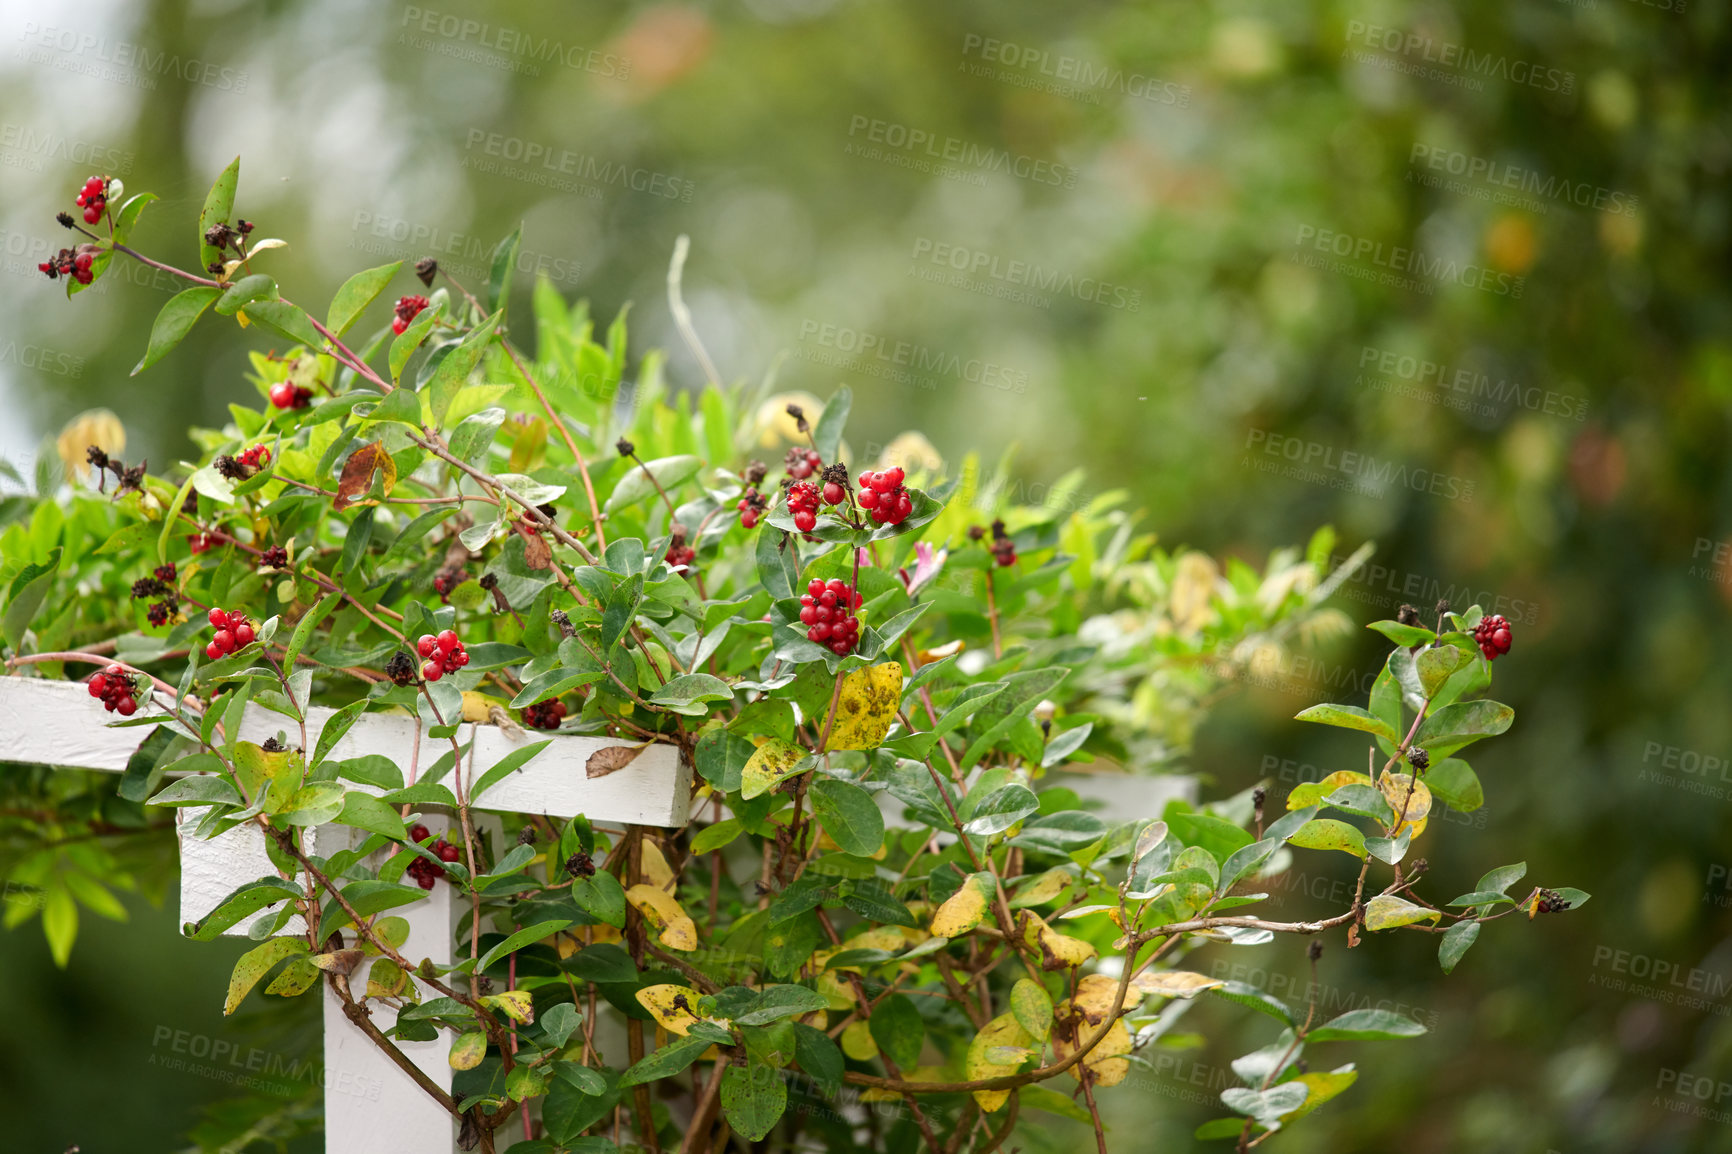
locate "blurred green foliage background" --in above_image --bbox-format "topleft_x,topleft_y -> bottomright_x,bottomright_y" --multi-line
1,0 -> 1729,1151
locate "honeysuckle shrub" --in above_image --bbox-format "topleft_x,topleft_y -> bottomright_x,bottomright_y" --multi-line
0,163 -> 1587,1154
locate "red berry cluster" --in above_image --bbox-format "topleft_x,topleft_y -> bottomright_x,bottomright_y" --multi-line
665,541 -> 696,573
268,382 -> 313,410
1473,614 -> 1512,661
799,577 -> 864,655
237,443 -> 271,471
392,295 -> 430,335
785,446 -> 822,480
787,482 -> 822,533
433,566 -> 467,602
205,608 -> 257,660
416,630 -> 468,681
737,487 -> 767,529
258,545 -> 289,569
523,699 -> 568,730
75,176 -> 108,224
405,823 -> 463,890
857,466 -> 912,526
39,247 -> 95,285
87,664 -> 139,716
988,519 -> 1016,567
189,532 -> 220,555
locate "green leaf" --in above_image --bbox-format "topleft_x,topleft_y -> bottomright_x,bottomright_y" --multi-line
606,454 -> 702,513
1438,920 -> 1479,974
488,224 -> 523,315
619,1033 -> 712,1087
1446,890 -> 1513,908
1424,757 -> 1483,812
134,286 -> 222,374
648,673 -> 734,714
1414,700 -> 1514,756
1305,1008 -> 1427,1042
721,1059 -> 787,1142
1010,978 -> 1053,1041
213,273 -> 276,317
691,819 -> 743,855
118,724 -> 178,803
184,878 -> 304,941
312,699 -> 368,769
1209,981 -> 1294,1026
449,407 -> 507,464
812,386 -> 851,464
1320,784 -> 1395,826
224,937 -> 309,1015
1416,644 -> 1470,697
242,300 -> 325,350
868,992 -> 924,1069
368,386 -> 424,427
478,919 -> 574,972
1476,862 -> 1526,895
509,666 -> 607,709
3,546 -> 61,651
1292,703 -> 1400,744
809,778 -> 885,856
334,792 -> 408,841
471,740 -> 554,803
389,300 -> 443,384
282,590 -> 341,672
1284,818 -> 1366,858
571,871 -> 627,928
426,311 -> 502,426
1367,620 -> 1435,647
113,191 -> 157,245
1167,812 -> 1255,861
735,984 -> 831,1026
148,775 -> 243,808
327,261 -> 402,337
961,783 -> 1040,837
197,156 -> 240,272
280,781 -> 346,826
793,1023 -> 843,1092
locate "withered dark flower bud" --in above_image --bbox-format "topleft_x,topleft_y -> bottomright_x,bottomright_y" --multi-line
57,212 -> 75,229
565,851 -> 596,878
1435,599 -> 1451,617
550,608 -> 575,638
517,827 -> 538,845
213,455 -> 245,480
236,219 -> 255,235
1307,940 -> 1324,962
384,650 -> 418,687
1397,604 -> 1421,627
85,445 -> 110,472
967,525 -> 986,541
207,261 -> 227,276
414,257 -> 438,286
616,438 -> 635,457
262,736 -> 287,753
203,222 -> 235,250
743,460 -> 767,486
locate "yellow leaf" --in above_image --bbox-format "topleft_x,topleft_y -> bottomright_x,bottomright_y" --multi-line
640,838 -> 676,892
1071,974 -> 1132,1025
449,1030 -> 487,1070
460,691 -> 508,723
1169,552 -> 1220,635
56,408 -> 125,479
931,872 -> 992,938
483,989 -> 535,1024
1281,1064 -> 1359,1122
1052,1013 -> 1132,1087
815,970 -> 855,1010
841,1018 -> 878,1060
1008,867 -> 1074,909
1287,769 -> 1373,810
966,1012 -> 1033,1111
634,984 -> 705,1036
625,884 -> 699,951
1364,894 -> 1442,932
822,662 -> 905,751
1018,911 -> 1098,971
333,441 -> 398,511
739,738 -> 810,800
1130,970 -> 1225,999
1378,770 -> 1432,838
365,958 -> 407,998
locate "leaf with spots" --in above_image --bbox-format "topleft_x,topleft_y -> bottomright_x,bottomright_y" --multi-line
820,662 -> 904,751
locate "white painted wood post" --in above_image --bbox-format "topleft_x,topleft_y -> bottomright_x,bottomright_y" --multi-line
0,676 -> 692,1154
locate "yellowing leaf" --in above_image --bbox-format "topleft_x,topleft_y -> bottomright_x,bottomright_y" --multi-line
625,884 -> 698,951
1010,978 -> 1053,1041
966,1012 -> 1034,1111
931,872 -> 993,938
333,441 -> 397,511
449,1030 -> 487,1070
1008,867 -> 1074,909
483,989 -> 535,1024
365,958 -> 407,998
1378,771 -> 1432,838
1364,894 -> 1442,932
1055,1016 -> 1132,1087
1169,551 -> 1220,635
739,738 -> 810,800
640,838 -> 676,892
1286,818 -> 1368,859
822,662 -> 904,751
1131,970 -> 1225,999
1071,974 -> 1132,1025
815,970 -> 855,1009
1280,1064 -> 1359,1122
1288,770 -> 1372,809
461,691 -> 508,723
635,984 -> 705,1036
841,1018 -> 879,1060
1019,911 -> 1098,972
224,938 -> 310,1012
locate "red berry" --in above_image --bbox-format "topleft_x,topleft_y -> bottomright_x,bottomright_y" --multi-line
799,606 -> 818,625
437,842 -> 461,863
208,608 -> 228,628
417,635 -> 436,658
205,641 -> 223,660
414,871 -> 436,890
88,677 -> 106,699
234,623 -> 256,647
794,510 -> 817,533
869,472 -> 895,493
422,661 -> 442,682
116,697 -> 136,716
436,630 -> 459,652
1472,614 -> 1513,660
858,488 -> 879,509
830,641 -> 851,655
453,650 -> 469,668
807,579 -> 825,597
822,481 -> 844,505
213,629 -> 234,652
410,824 -> 431,842
740,511 -> 758,529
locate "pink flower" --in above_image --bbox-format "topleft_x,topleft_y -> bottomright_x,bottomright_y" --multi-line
897,542 -> 946,595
